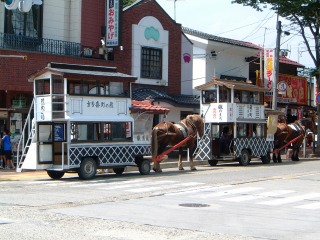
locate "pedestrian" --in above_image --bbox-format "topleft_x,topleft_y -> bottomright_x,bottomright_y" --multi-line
0,137 -> 4,169
2,130 -> 14,170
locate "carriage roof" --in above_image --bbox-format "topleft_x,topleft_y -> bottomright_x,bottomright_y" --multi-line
195,78 -> 268,92
28,62 -> 137,83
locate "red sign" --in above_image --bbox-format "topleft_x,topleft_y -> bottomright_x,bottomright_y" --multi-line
277,74 -> 307,104
316,92 -> 320,104
258,72 -> 308,105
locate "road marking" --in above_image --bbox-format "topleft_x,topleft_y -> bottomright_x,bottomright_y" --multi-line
165,185 -> 233,196
96,180 -> 178,190
197,187 -> 262,198
221,190 -> 296,202
295,202 -> 320,210
258,193 -> 320,206
126,182 -> 204,193
71,179 -> 149,188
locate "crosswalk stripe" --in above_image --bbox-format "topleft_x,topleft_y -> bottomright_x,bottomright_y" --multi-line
96,180 -> 178,190
197,187 -> 262,198
258,193 -> 320,206
71,179 -> 149,188
295,202 -> 320,210
222,190 -> 296,202
165,185 -> 233,196
126,182 -> 204,193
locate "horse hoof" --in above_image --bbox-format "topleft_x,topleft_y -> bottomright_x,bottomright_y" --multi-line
153,168 -> 162,173
191,168 -> 197,171
179,167 -> 185,171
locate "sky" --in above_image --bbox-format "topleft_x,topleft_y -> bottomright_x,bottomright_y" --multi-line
157,0 -> 315,69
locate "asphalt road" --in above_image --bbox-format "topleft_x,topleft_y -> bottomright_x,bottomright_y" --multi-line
0,158 -> 320,240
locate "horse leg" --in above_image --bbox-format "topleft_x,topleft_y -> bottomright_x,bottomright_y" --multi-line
273,153 -> 278,163
153,161 -> 162,172
189,157 -> 197,171
277,153 -> 282,163
292,148 -> 299,161
178,147 -> 184,170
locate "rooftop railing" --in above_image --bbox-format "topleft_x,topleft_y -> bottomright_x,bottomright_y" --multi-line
0,32 -> 81,57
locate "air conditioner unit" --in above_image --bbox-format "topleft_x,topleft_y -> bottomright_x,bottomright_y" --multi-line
159,80 -> 168,86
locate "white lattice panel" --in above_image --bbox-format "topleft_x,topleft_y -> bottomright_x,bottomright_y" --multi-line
68,144 -> 151,167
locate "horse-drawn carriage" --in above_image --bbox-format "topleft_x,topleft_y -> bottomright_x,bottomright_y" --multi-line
16,63 -> 170,180
193,79 -> 276,166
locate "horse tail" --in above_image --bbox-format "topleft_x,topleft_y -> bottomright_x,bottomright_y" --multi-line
151,127 -> 158,160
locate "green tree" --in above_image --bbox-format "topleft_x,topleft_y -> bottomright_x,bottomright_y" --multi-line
232,0 -> 320,144
123,0 -> 137,7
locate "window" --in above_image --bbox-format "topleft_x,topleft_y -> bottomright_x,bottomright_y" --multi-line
219,86 -> 230,102
241,91 -> 249,103
35,79 -> 50,95
67,80 -> 125,96
202,90 -> 217,104
141,47 -> 162,79
4,5 -> 43,38
238,124 -> 247,137
52,75 -> 64,94
70,122 -> 132,142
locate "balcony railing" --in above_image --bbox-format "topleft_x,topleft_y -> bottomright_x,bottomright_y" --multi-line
0,33 -> 81,57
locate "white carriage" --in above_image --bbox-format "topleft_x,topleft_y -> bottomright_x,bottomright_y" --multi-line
195,78 -> 274,166
16,63 -> 168,180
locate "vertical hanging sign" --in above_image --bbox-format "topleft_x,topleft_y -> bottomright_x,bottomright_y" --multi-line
106,0 -> 120,46
264,48 -> 275,101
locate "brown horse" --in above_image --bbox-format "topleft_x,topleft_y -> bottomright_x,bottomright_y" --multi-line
273,118 -> 316,162
151,114 -> 204,172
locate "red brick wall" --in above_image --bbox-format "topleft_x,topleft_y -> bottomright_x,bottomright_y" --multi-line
81,0 -> 105,59
80,0 -> 183,93
0,50 -> 115,91
121,0 -> 182,94
0,0 -> 182,109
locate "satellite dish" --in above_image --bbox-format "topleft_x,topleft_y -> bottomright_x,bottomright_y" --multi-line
18,0 -> 32,12
4,0 -> 19,10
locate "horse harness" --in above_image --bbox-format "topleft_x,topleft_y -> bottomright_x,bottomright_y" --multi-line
283,121 -> 305,144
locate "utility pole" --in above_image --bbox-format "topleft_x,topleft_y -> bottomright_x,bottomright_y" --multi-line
272,20 -> 281,110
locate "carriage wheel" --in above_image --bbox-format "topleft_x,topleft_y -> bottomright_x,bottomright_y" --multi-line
239,149 -> 251,166
113,167 -> 125,175
47,170 -> 65,180
78,157 -> 97,180
261,153 -> 271,164
208,159 -> 218,166
138,159 -> 151,175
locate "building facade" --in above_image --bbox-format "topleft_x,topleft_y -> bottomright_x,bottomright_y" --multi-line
0,0 -> 198,145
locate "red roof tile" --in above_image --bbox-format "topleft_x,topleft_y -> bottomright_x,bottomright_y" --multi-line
251,51 -> 304,67
131,100 -> 169,114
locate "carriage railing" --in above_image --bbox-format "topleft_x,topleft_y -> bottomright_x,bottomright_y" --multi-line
16,99 -> 35,172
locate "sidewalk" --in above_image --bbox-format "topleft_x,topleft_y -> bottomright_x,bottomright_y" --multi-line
1,152 -> 319,181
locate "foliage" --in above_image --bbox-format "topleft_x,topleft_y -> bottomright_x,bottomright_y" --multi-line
123,0 -> 137,7
231,0 -> 320,70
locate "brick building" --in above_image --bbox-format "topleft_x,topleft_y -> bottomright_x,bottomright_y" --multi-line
0,0 -> 197,138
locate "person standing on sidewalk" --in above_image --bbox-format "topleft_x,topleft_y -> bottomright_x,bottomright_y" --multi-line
0,137 -> 4,169
2,130 -> 14,170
